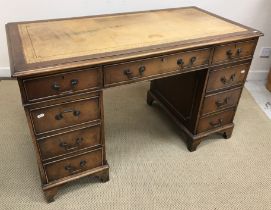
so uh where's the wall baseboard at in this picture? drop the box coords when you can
[0,67,11,78]
[247,70,269,81]
[0,67,269,81]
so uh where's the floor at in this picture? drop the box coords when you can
[245,80,271,120]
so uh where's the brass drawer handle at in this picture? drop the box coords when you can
[227,48,242,58]
[52,83,60,91]
[51,79,79,92]
[123,69,133,79]
[236,48,242,56]
[64,160,87,174]
[177,58,184,68]
[226,50,233,59]
[124,67,146,80]
[177,57,197,68]
[55,109,81,120]
[209,118,223,128]
[59,137,84,151]
[71,79,79,87]
[190,56,197,65]
[220,73,236,85]
[215,97,230,108]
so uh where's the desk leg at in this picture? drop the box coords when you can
[99,91,110,183]
[187,124,234,152]
[220,126,234,139]
[187,139,202,152]
[147,90,154,106]
[43,186,59,203]
[97,166,110,182]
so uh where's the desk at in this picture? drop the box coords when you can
[6,7,262,202]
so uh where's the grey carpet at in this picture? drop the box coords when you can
[0,80,271,209]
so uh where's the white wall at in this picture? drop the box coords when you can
[1,0,270,79]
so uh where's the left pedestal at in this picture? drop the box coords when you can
[16,67,109,202]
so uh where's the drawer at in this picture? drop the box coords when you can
[30,96,100,134]
[197,110,235,133]
[23,67,102,101]
[212,40,257,64]
[201,88,241,115]
[38,125,101,160]
[44,148,103,182]
[206,63,250,92]
[104,48,210,86]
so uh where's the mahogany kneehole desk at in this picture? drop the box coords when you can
[6,7,263,202]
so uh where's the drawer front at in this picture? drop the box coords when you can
[23,67,102,101]
[38,125,101,160]
[30,97,100,134]
[197,110,235,133]
[104,48,210,86]
[212,40,257,64]
[45,148,103,182]
[207,63,250,92]
[202,88,242,115]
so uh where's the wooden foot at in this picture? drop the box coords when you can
[187,139,202,152]
[43,186,59,203]
[98,168,109,183]
[222,127,234,139]
[147,91,154,106]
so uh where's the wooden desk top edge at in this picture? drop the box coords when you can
[6,6,263,78]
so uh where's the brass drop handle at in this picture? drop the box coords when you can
[220,73,236,85]
[209,118,223,128]
[123,69,133,79]
[64,160,87,174]
[236,48,242,56]
[73,110,81,116]
[52,79,79,92]
[177,58,184,68]
[59,137,84,151]
[139,66,146,76]
[55,109,81,120]
[215,97,230,108]
[190,56,197,65]
[226,50,233,59]
[52,83,60,91]
[71,79,79,87]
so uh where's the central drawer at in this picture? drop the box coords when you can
[30,96,100,134]
[44,148,103,182]
[104,48,211,87]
